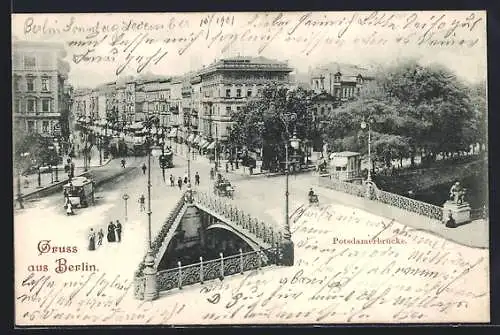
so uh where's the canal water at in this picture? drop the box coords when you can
[414,172,488,210]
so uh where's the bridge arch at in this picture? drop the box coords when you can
[206,222,263,252]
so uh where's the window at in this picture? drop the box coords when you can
[42,99,50,112]
[226,106,232,114]
[14,99,20,114]
[24,56,36,68]
[41,77,50,91]
[42,121,49,133]
[27,99,36,113]
[334,74,341,83]
[236,89,241,98]
[27,121,35,133]
[236,106,241,112]
[14,77,20,91]
[247,90,252,97]
[225,89,231,98]
[26,77,35,92]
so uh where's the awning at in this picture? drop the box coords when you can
[129,122,144,130]
[167,128,177,138]
[207,142,216,150]
[199,139,208,148]
[186,134,195,143]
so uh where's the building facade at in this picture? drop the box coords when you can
[196,56,293,143]
[309,62,374,101]
[12,41,70,136]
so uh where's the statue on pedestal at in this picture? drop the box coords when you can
[449,181,466,205]
[443,181,471,225]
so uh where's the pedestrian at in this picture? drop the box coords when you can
[210,167,215,180]
[88,228,96,251]
[97,228,104,246]
[139,194,145,212]
[115,220,122,242]
[107,221,116,242]
[177,177,183,190]
[24,175,29,188]
[66,200,74,215]
[226,162,229,173]
[230,160,234,170]
[195,172,200,186]
[170,174,175,187]
[121,158,126,168]
[445,212,457,228]
[141,163,147,175]
[183,173,188,185]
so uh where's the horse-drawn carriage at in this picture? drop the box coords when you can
[214,176,235,199]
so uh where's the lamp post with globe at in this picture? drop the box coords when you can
[279,111,300,266]
[360,118,374,182]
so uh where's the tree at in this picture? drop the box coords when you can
[14,128,58,173]
[321,59,478,167]
[229,84,315,170]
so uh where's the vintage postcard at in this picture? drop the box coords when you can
[12,11,489,325]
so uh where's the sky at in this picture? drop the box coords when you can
[11,11,487,88]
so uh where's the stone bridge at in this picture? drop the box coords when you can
[133,186,289,301]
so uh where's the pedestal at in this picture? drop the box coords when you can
[442,201,471,224]
[143,252,159,301]
[280,239,294,266]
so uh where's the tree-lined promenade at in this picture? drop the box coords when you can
[230,59,487,175]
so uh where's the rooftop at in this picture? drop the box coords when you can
[197,56,293,76]
[330,151,361,157]
[311,62,375,79]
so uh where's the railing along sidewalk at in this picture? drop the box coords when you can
[317,175,444,221]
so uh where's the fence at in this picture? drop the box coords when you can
[375,189,444,221]
[318,176,444,221]
[135,192,188,278]
[319,176,366,198]
[157,247,278,292]
[193,191,282,246]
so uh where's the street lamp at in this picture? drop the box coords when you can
[53,139,60,182]
[280,111,297,266]
[360,118,374,182]
[37,165,42,188]
[48,145,55,183]
[145,116,161,250]
[122,193,129,221]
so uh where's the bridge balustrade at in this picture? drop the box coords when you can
[318,176,444,221]
[193,191,282,246]
[157,247,278,292]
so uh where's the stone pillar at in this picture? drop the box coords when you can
[143,251,159,301]
[442,200,471,225]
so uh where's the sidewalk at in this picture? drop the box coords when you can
[173,149,314,179]
[13,155,123,201]
[313,180,489,249]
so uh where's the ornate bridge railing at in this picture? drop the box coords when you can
[318,176,366,198]
[318,175,444,221]
[135,192,187,279]
[192,191,282,246]
[375,189,443,221]
[157,247,278,292]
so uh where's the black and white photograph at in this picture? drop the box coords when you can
[12,11,489,325]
